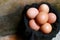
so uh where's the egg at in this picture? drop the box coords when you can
[36,12,48,24]
[29,19,40,31]
[48,13,57,23]
[9,35,17,40]
[27,7,39,19]
[39,4,49,13]
[41,23,52,34]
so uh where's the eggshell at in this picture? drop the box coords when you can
[36,12,48,24]
[27,7,39,19]
[39,4,49,13]
[48,13,57,23]
[9,35,17,40]
[29,19,40,31]
[41,23,52,34]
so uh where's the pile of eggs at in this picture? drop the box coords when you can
[26,4,57,34]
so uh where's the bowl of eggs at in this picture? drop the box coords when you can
[22,2,59,40]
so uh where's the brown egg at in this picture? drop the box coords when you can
[48,13,57,23]
[36,12,48,24]
[41,23,52,34]
[27,7,39,19]
[29,19,40,31]
[9,35,17,40]
[39,4,49,13]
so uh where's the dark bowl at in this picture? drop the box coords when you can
[18,2,60,40]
